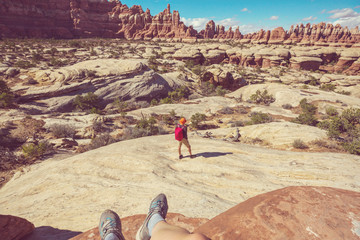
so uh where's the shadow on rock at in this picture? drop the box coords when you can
[24,226,82,240]
[195,152,233,158]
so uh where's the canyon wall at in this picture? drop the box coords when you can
[0,0,360,46]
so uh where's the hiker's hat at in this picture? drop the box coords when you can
[179,118,186,125]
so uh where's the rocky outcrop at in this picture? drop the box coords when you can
[0,215,34,240]
[195,186,360,240]
[1,0,360,46]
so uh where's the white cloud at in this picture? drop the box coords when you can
[354,6,360,9]
[270,16,279,20]
[238,24,263,34]
[321,9,326,14]
[180,17,210,31]
[328,8,359,19]
[302,16,318,21]
[327,8,360,29]
[241,8,248,12]
[217,18,241,29]
[333,16,360,29]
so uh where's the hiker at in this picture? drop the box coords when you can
[175,117,194,159]
[99,193,209,240]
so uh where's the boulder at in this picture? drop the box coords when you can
[195,186,360,240]
[172,48,204,64]
[0,215,34,240]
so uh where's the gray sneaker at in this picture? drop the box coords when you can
[99,209,125,240]
[136,193,168,240]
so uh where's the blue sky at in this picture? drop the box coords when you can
[119,0,360,33]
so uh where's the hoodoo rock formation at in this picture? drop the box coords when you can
[1,0,360,46]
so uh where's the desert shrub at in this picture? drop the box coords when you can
[282,104,293,109]
[45,47,58,56]
[218,107,234,115]
[150,99,159,106]
[22,140,53,159]
[148,56,160,72]
[216,86,228,96]
[135,116,158,135]
[190,113,206,129]
[50,124,76,138]
[343,139,360,155]
[48,57,68,67]
[293,98,318,126]
[325,107,338,117]
[185,60,195,69]
[249,89,275,105]
[69,40,82,48]
[199,81,216,96]
[0,146,20,171]
[113,98,128,116]
[292,139,308,149]
[168,86,189,101]
[169,109,176,118]
[248,112,272,125]
[73,92,101,112]
[320,83,336,92]
[230,120,245,127]
[336,90,351,95]
[31,52,43,63]
[191,65,203,76]
[0,80,14,108]
[87,133,115,150]
[14,60,35,69]
[159,97,173,104]
[90,48,97,56]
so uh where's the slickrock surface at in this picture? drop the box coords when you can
[0,134,359,233]
[1,1,360,46]
[0,215,34,240]
[195,186,360,240]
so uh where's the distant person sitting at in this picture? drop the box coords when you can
[99,193,209,240]
[175,118,195,159]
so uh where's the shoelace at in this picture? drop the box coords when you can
[102,217,117,234]
[149,200,165,216]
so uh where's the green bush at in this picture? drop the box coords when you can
[113,98,128,116]
[191,65,203,76]
[248,112,272,125]
[282,104,292,109]
[135,116,158,135]
[69,40,82,48]
[0,80,14,108]
[325,107,338,117]
[216,86,228,96]
[292,139,308,149]
[48,57,68,67]
[159,97,173,104]
[150,99,158,106]
[249,89,275,105]
[191,113,206,129]
[50,124,76,138]
[293,98,318,126]
[87,133,115,150]
[343,139,360,155]
[168,86,189,102]
[320,83,336,92]
[22,140,52,159]
[200,81,216,96]
[73,92,101,112]
[14,60,35,69]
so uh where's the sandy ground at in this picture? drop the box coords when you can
[0,133,359,233]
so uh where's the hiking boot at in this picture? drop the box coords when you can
[99,209,125,240]
[179,154,183,159]
[136,193,168,240]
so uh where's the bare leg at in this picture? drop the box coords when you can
[151,221,209,240]
[178,142,182,156]
[188,146,192,156]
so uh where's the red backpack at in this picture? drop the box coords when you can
[175,125,184,141]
